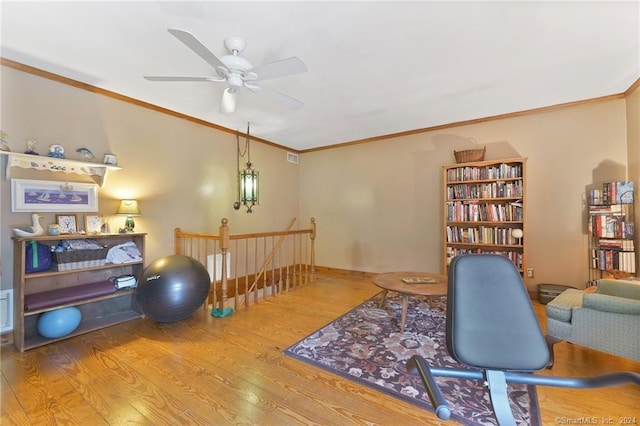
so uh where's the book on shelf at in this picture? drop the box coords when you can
[616,181,634,204]
[594,249,636,273]
[445,246,523,269]
[589,204,624,214]
[590,249,599,269]
[446,163,523,182]
[597,239,635,251]
[590,216,634,238]
[588,181,634,205]
[446,225,523,246]
[589,189,602,205]
[446,201,522,222]
[446,181,524,200]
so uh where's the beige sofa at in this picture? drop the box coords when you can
[546,279,640,361]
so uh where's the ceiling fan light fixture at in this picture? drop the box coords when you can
[227,74,243,90]
[224,36,246,54]
[221,88,237,113]
[145,29,307,113]
[220,54,252,72]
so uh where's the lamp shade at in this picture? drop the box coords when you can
[117,199,140,216]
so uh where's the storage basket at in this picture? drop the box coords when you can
[537,283,576,304]
[52,248,108,271]
[454,146,486,163]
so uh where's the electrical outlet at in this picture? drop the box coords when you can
[526,268,534,278]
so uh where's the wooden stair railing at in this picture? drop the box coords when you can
[238,217,296,308]
[174,217,316,313]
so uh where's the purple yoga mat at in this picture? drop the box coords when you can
[25,280,116,311]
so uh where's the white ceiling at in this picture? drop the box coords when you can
[1,1,639,151]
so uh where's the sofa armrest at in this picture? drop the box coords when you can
[583,292,640,315]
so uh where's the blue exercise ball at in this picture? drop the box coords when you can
[136,255,210,323]
[37,306,82,339]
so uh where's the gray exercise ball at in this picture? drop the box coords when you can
[136,255,210,322]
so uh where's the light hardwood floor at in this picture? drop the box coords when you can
[2,272,639,425]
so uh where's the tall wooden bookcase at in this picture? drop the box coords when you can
[586,181,635,283]
[443,158,527,281]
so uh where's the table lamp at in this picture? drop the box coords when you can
[116,199,140,232]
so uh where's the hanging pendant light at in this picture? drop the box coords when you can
[233,123,259,213]
[240,163,259,211]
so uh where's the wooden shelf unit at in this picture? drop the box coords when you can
[443,158,527,280]
[12,233,145,351]
[1,151,121,187]
[586,182,636,282]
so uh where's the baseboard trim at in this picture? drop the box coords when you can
[314,265,375,278]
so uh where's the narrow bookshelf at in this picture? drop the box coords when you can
[587,181,635,282]
[12,233,146,351]
[442,158,527,281]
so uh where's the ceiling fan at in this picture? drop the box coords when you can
[144,29,308,113]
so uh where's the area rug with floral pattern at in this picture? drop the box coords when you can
[284,293,541,425]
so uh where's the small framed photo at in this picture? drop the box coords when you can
[84,214,103,234]
[56,214,78,234]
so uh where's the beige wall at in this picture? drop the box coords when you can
[1,66,300,291]
[1,64,637,293]
[300,99,629,289]
[627,85,640,171]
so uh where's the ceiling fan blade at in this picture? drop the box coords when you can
[220,88,237,113]
[252,85,303,110]
[144,76,218,82]
[249,57,307,81]
[168,28,226,70]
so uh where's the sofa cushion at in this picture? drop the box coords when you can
[546,289,584,322]
[596,279,640,300]
[583,292,640,315]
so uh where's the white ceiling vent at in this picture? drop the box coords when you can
[286,152,299,164]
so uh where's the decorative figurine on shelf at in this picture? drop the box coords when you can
[24,138,38,155]
[76,147,96,162]
[47,224,61,236]
[0,130,10,152]
[101,222,110,234]
[12,213,44,238]
[48,144,65,159]
[103,153,117,165]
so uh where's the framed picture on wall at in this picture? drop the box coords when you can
[11,179,98,212]
[56,214,78,234]
[84,214,103,234]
